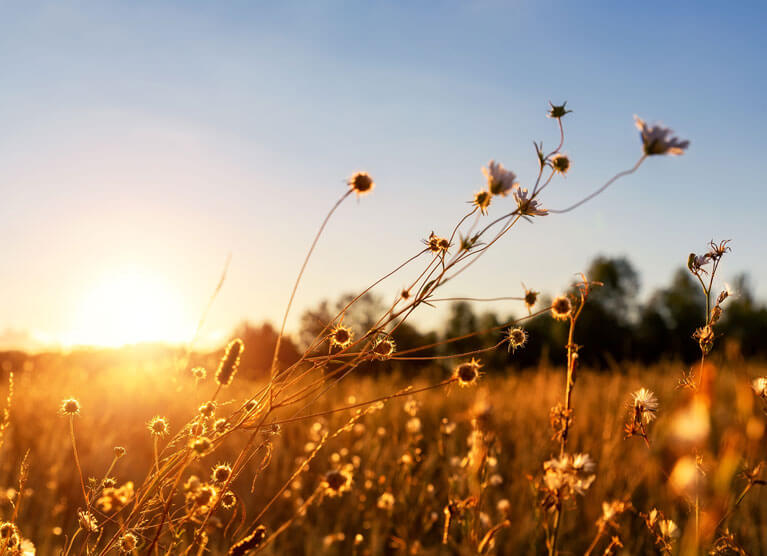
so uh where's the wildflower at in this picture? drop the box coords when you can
[693,324,715,354]
[658,519,679,540]
[547,101,572,119]
[377,492,395,510]
[77,510,99,534]
[323,465,353,497]
[96,481,134,513]
[453,358,482,387]
[372,336,396,360]
[211,463,233,484]
[512,185,548,217]
[708,239,731,261]
[598,500,629,529]
[220,490,237,509]
[472,190,492,214]
[540,453,596,509]
[523,286,539,313]
[214,418,229,434]
[216,338,244,387]
[118,532,138,553]
[634,116,689,156]
[60,398,80,417]
[329,324,353,349]
[687,252,711,274]
[424,232,450,253]
[482,160,517,196]
[631,388,659,424]
[348,171,375,196]
[550,154,570,174]
[114,446,126,458]
[191,367,207,380]
[506,327,528,352]
[199,401,216,418]
[550,295,572,320]
[752,377,767,398]
[191,436,213,456]
[148,416,170,437]
[229,525,267,556]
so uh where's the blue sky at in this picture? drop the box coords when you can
[1,1,765,348]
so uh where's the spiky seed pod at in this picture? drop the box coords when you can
[191,436,213,456]
[524,288,539,311]
[216,339,244,387]
[551,154,571,174]
[60,398,81,416]
[506,327,528,352]
[453,359,482,387]
[214,418,228,434]
[118,532,138,553]
[198,401,216,418]
[472,190,492,215]
[551,296,573,320]
[211,464,232,484]
[329,325,353,349]
[372,337,396,360]
[77,510,99,534]
[348,172,375,196]
[229,525,267,556]
[220,491,237,509]
[148,417,170,437]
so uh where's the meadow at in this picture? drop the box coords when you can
[1,104,764,555]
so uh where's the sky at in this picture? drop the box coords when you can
[1,1,766,350]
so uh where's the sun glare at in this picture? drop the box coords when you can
[65,269,191,347]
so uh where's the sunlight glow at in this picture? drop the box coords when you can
[64,268,192,347]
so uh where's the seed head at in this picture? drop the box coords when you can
[329,325,353,349]
[198,401,216,418]
[191,436,213,456]
[424,232,450,253]
[550,154,570,175]
[631,388,659,424]
[229,525,267,556]
[547,101,572,119]
[114,446,126,458]
[214,418,229,434]
[482,160,518,196]
[77,510,99,534]
[118,532,138,553]
[60,398,81,417]
[211,463,233,484]
[752,377,767,399]
[216,338,244,387]
[323,466,353,497]
[551,296,572,320]
[191,367,207,380]
[348,171,375,196]
[506,327,528,352]
[148,416,170,437]
[453,358,482,387]
[634,116,689,156]
[372,336,396,360]
[220,490,237,509]
[472,190,492,215]
[523,287,539,312]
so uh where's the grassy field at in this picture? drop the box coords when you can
[1,350,765,555]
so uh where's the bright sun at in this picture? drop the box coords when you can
[65,268,191,347]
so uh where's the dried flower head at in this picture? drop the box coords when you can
[348,171,375,196]
[693,324,715,355]
[198,401,216,418]
[506,327,528,352]
[523,286,539,313]
[550,154,570,174]
[60,398,81,417]
[96,481,134,513]
[323,465,353,497]
[211,463,233,484]
[540,453,596,510]
[191,436,213,456]
[551,295,572,320]
[191,367,207,380]
[634,116,689,156]
[752,377,767,398]
[631,388,659,424]
[598,500,630,529]
[472,190,492,214]
[114,446,126,458]
[547,101,572,119]
[329,324,353,349]
[377,492,395,511]
[216,338,244,387]
[512,185,548,217]
[372,336,396,360]
[77,510,99,534]
[453,358,482,387]
[214,418,229,434]
[482,160,518,196]
[658,519,679,540]
[220,490,237,509]
[194,484,218,507]
[148,416,169,437]
[118,532,138,553]
[425,232,450,253]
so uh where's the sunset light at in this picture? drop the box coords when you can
[64,269,190,347]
